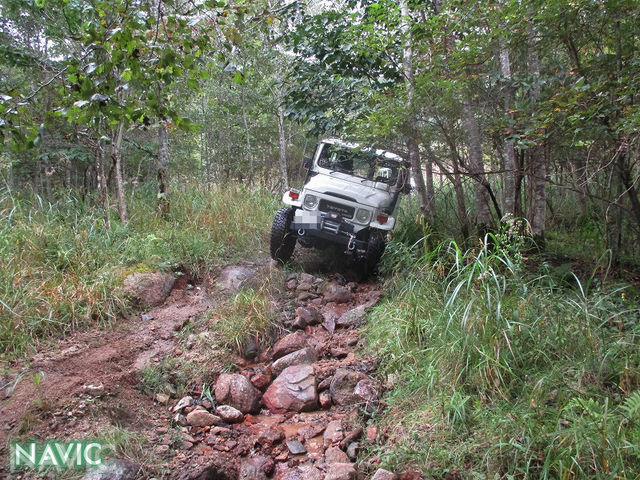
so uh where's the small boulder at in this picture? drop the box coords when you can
[336,306,366,328]
[272,347,317,376]
[329,369,367,406]
[319,390,332,409]
[324,462,357,480]
[371,469,397,480]
[323,283,353,304]
[172,395,193,412]
[216,405,244,423]
[81,459,140,480]
[186,407,221,427]
[272,331,308,360]
[123,272,175,307]
[346,442,359,461]
[293,307,323,328]
[286,440,307,455]
[217,265,257,293]
[238,455,273,480]
[323,420,344,447]
[263,364,318,413]
[214,373,262,414]
[321,311,337,334]
[250,367,273,390]
[325,446,350,464]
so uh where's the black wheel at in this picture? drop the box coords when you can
[361,229,386,276]
[270,207,296,263]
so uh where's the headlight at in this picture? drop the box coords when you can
[303,194,318,209]
[355,208,371,224]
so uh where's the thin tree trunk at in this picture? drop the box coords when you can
[112,122,127,223]
[528,25,546,243]
[276,86,289,190]
[241,89,253,186]
[401,0,432,221]
[96,123,110,229]
[157,119,170,215]
[499,41,517,219]
[462,99,492,233]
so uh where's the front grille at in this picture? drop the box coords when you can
[318,199,354,219]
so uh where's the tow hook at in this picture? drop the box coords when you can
[347,234,356,252]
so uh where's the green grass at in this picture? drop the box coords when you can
[367,228,640,479]
[0,182,278,357]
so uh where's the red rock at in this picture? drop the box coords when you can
[239,455,273,480]
[251,367,273,390]
[272,347,317,375]
[336,305,366,327]
[293,307,323,328]
[272,331,308,360]
[324,462,357,480]
[123,272,175,307]
[253,423,285,448]
[319,391,332,409]
[325,446,350,464]
[277,463,324,480]
[371,468,397,480]
[215,405,244,423]
[329,369,367,406]
[323,283,353,304]
[263,364,318,413]
[214,373,261,414]
[323,420,344,447]
[186,408,221,427]
[366,425,378,442]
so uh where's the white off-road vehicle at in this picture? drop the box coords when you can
[270,138,410,274]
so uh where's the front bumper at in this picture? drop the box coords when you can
[291,210,367,250]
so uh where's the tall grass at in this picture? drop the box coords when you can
[0,183,278,357]
[368,228,640,478]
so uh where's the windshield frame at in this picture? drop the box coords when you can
[315,143,402,186]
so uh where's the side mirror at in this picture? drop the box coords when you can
[302,157,312,169]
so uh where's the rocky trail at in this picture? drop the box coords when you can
[1,261,417,480]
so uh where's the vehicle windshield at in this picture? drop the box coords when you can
[317,144,400,185]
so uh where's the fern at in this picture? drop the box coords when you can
[620,390,640,421]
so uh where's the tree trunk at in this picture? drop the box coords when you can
[527,25,546,244]
[96,126,110,229]
[401,0,432,222]
[276,87,289,191]
[241,88,253,185]
[157,119,170,216]
[499,41,517,219]
[462,98,492,233]
[112,122,128,223]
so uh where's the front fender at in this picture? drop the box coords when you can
[282,190,302,208]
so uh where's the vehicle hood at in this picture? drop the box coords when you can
[304,173,395,210]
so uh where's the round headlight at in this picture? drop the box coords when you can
[303,194,318,209]
[355,208,371,224]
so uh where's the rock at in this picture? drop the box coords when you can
[83,383,104,396]
[254,424,285,448]
[155,445,170,455]
[287,279,298,290]
[323,283,353,304]
[155,393,170,404]
[186,407,221,427]
[272,347,317,376]
[272,331,308,360]
[251,367,273,390]
[123,272,175,307]
[172,395,193,412]
[325,446,350,464]
[214,373,262,414]
[279,464,324,480]
[296,291,317,303]
[346,442,359,461]
[263,364,318,413]
[80,459,140,480]
[324,462,357,480]
[217,265,257,293]
[216,405,244,423]
[286,440,307,455]
[319,390,332,409]
[317,377,332,391]
[141,313,154,321]
[366,425,378,442]
[323,420,344,447]
[173,413,188,426]
[293,307,323,328]
[329,369,367,406]
[336,306,366,328]
[321,311,337,334]
[371,469,397,480]
[354,379,381,412]
[172,455,237,480]
[238,456,274,480]
[339,427,363,449]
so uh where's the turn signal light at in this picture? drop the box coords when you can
[288,190,300,200]
[376,214,388,224]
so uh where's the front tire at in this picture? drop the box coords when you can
[361,229,386,276]
[270,207,296,263]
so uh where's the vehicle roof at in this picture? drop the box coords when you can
[321,138,405,163]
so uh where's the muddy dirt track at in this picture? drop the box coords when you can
[0,258,418,480]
